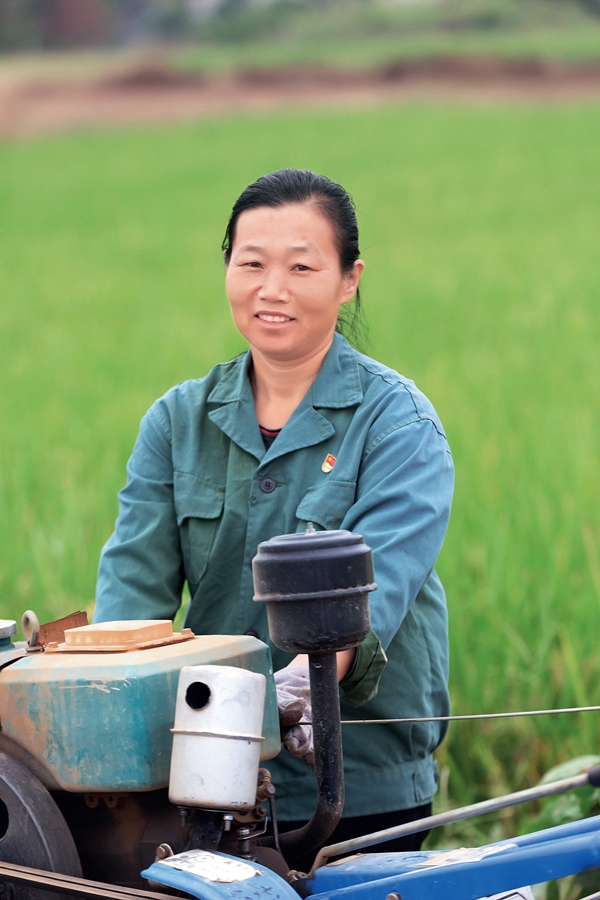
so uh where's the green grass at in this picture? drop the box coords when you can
[4,2,600,88]
[170,0,600,72]
[173,25,600,74]
[2,103,600,864]
[170,24,600,79]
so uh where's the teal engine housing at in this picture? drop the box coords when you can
[0,629,279,793]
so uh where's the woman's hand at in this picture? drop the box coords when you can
[274,649,357,768]
[274,665,314,767]
[290,649,356,681]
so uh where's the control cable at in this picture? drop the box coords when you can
[333,705,600,726]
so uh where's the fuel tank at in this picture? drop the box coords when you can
[0,620,279,792]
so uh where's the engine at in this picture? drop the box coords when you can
[0,618,281,889]
[0,527,375,897]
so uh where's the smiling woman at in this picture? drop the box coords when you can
[93,168,454,869]
[226,203,363,431]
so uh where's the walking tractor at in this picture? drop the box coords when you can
[1,528,600,900]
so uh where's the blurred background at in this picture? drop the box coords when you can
[1,2,600,895]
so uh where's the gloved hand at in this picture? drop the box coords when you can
[274,665,314,768]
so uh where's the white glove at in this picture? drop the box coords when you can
[274,665,314,768]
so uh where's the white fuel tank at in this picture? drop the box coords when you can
[169,664,266,810]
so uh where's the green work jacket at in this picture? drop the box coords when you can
[95,334,454,819]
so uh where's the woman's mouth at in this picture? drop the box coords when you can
[256,313,293,323]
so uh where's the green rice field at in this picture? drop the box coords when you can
[1,102,600,859]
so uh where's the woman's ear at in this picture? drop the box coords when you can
[341,259,365,305]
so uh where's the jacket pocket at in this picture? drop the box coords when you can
[174,472,225,585]
[296,480,357,531]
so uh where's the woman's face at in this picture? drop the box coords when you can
[225,202,363,363]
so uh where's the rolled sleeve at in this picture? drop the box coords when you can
[94,403,184,623]
[340,627,388,707]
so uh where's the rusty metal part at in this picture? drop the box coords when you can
[256,768,276,802]
[232,806,267,825]
[143,845,175,895]
[54,789,189,889]
[221,819,271,864]
[287,870,312,889]
[212,822,289,880]
[250,846,290,881]
[38,613,89,646]
[21,611,42,653]
[232,768,274,825]
[0,862,177,900]
[0,750,81,900]
[83,793,129,809]
[236,827,254,860]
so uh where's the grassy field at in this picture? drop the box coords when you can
[2,101,600,874]
[174,24,600,73]
[174,0,600,75]
[4,15,600,90]
[177,0,600,70]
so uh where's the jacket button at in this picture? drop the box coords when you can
[259,476,276,493]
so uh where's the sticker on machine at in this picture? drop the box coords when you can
[417,843,518,867]
[486,890,535,900]
[158,850,262,882]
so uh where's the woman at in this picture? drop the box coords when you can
[94,168,453,864]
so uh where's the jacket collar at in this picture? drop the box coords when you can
[310,332,363,408]
[207,333,363,407]
[207,334,363,463]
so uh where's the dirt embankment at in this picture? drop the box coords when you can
[2,56,600,138]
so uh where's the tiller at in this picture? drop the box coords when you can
[1,528,599,900]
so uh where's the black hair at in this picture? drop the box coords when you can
[222,168,366,347]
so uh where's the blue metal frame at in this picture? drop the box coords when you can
[144,814,600,900]
[143,854,299,900]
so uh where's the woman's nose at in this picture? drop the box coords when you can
[258,268,290,302]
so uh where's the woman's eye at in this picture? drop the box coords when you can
[246,261,262,268]
[294,265,310,272]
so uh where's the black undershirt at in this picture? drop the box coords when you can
[259,425,281,449]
